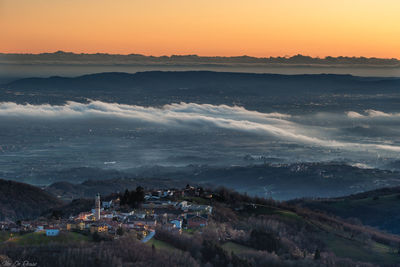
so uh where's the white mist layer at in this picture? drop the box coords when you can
[1,101,399,153]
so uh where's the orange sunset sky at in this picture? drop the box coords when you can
[1,0,399,58]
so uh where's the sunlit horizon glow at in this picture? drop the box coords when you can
[1,0,399,58]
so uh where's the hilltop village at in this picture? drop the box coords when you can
[0,185,212,241]
[2,183,400,266]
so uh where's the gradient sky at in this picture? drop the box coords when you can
[1,0,399,58]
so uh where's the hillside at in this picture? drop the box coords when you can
[169,163,400,200]
[40,163,400,200]
[203,189,400,266]
[46,177,195,200]
[0,179,63,220]
[28,167,125,185]
[293,187,400,235]
[1,186,400,266]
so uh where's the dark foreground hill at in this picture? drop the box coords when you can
[0,179,63,220]
[293,186,400,235]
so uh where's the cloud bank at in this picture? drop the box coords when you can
[1,101,399,153]
[347,110,400,120]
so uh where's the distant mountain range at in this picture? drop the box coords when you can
[1,51,399,66]
[2,71,400,113]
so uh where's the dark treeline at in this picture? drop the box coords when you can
[0,235,197,267]
[119,186,145,208]
[154,225,372,267]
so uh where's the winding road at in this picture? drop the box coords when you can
[141,230,155,243]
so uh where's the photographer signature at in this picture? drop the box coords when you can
[1,260,37,267]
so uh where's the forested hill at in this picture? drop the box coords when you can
[293,186,400,235]
[0,179,63,220]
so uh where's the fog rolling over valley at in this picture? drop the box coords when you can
[1,71,400,199]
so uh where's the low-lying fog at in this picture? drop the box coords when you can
[1,101,400,180]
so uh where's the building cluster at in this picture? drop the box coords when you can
[0,186,213,239]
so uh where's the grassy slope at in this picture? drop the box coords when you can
[0,232,11,243]
[184,194,400,264]
[296,190,400,234]
[146,238,182,253]
[222,242,257,254]
[298,213,399,264]
[6,231,90,245]
[322,234,398,264]
[240,203,400,265]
